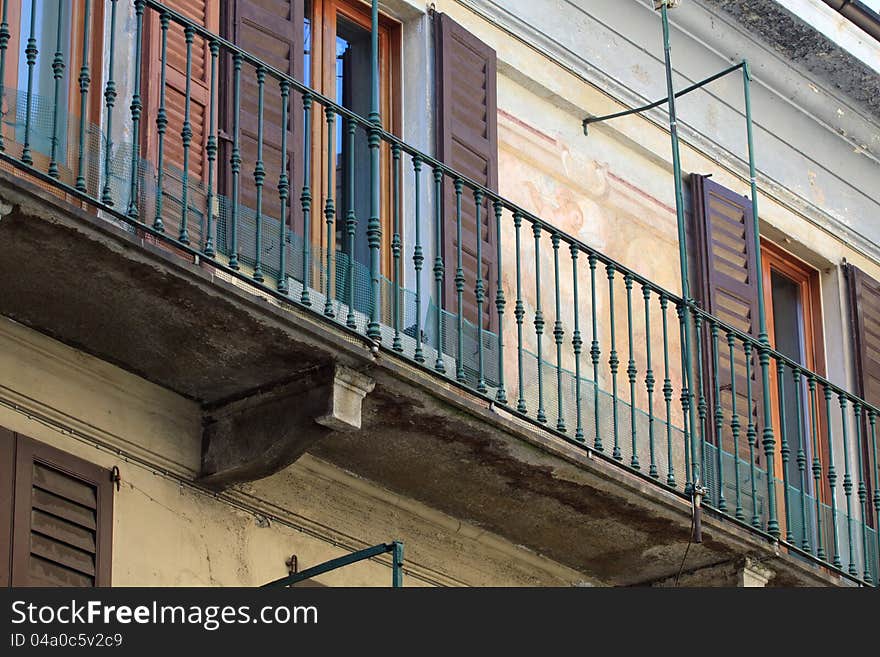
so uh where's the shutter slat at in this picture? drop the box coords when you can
[31,509,97,553]
[32,488,97,531]
[33,462,96,509]
[30,533,96,577]
[28,555,94,587]
[436,12,498,331]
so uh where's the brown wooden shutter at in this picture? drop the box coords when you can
[142,1,219,228]
[221,0,304,237]
[846,264,880,407]
[0,428,13,587]
[11,436,113,587]
[692,174,763,464]
[435,12,498,330]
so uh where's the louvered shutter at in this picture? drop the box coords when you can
[11,436,113,587]
[435,12,498,330]
[221,0,304,237]
[142,1,219,232]
[847,264,880,407]
[692,174,763,464]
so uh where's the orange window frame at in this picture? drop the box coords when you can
[307,0,401,276]
[761,240,829,508]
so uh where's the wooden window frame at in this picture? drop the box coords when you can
[761,239,829,506]
[307,0,401,276]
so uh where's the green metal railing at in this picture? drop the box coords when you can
[0,0,877,586]
[262,541,404,588]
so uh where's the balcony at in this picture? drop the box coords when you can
[0,0,877,586]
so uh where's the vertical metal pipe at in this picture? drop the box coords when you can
[793,368,810,552]
[644,286,657,477]
[572,246,584,443]
[276,79,289,292]
[392,143,402,350]
[839,394,857,576]
[229,52,242,268]
[253,67,267,282]
[345,118,357,327]
[48,0,67,179]
[21,0,38,166]
[515,212,527,414]
[553,234,566,433]
[534,223,546,424]
[726,332,740,518]
[300,94,313,305]
[323,106,335,316]
[366,0,382,341]
[126,0,145,216]
[661,295,674,487]
[433,166,445,373]
[625,274,638,467]
[475,191,487,391]
[454,179,465,382]
[153,13,169,232]
[825,384,842,568]
[590,254,603,452]
[710,324,728,513]
[853,402,871,582]
[677,304,692,488]
[694,313,708,490]
[494,200,507,404]
[777,360,793,542]
[608,265,620,459]
[74,0,92,192]
[391,541,404,588]
[0,0,10,153]
[870,410,880,583]
[809,375,826,561]
[413,155,424,362]
[744,341,760,528]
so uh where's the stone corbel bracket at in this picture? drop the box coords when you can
[198,364,375,490]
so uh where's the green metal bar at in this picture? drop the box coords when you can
[392,143,402,350]
[660,3,698,493]
[345,118,357,327]
[179,24,195,243]
[153,13,170,232]
[643,285,656,476]
[0,0,10,153]
[21,0,37,166]
[553,234,566,433]
[809,375,826,561]
[100,0,118,203]
[253,67,267,283]
[677,304,692,489]
[839,394,856,576]
[413,155,424,362]
[625,274,637,467]
[870,410,880,584]
[710,323,728,513]
[607,265,620,457]
[582,62,744,132]
[744,341,759,528]
[392,540,404,588]
[534,223,546,424]
[261,542,399,588]
[854,402,871,583]
[476,191,487,392]
[572,246,584,443]
[793,367,810,552]
[276,79,289,292]
[661,294,673,486]
[74,0,91,192]
[777,360,793,542]
[515,212,527,414]
[494,199,507,404]
[47,0,66,179]
[694,312,707,487]
[126,0,145,216]
[587,252,605,452]
[300,94,313,306]
[726,332,740,518]
[455,179,465,382]
[228,52,242,269]
[742,59,779,539]
[323,106,336,316]
[433,166,445,373]
[825,383,842,568]
[366,0,382,341]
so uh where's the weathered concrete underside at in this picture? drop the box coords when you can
[0,171,854,586]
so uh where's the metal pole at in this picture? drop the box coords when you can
[392,540,404,588]
[366,0,382,340]
[660,2,699,493]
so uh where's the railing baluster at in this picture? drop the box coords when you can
[625,274,637,467]
[454,179,464,382]
[534,223,546,424]
[494,200,507,404]
[839,394,857,576]
[643,286,656,477]
[590,255,602,451]
[794,368,810,552]
[726,332,739,518]
[48,0,67,179]
[412,155,424,362]
[178,25,194,243]
[608,266,620,459]
[475,191,486,391]
[854,401,871,583]
[74,0,91,191]
[743,341,759,528]
[660,295,673,486]
[553,234,566,433]
[571,246,584,443]
[391,143,402,350]
[126,0,145,215]
[299,94,312,305]
[824,384,842,568]
[253,67,267,282]
[808,375,825,561]
[21,0,38,166]
[693,313,707,486]
[515,212,527,414]
[228,52,242,269]
[870,409,880,584]
[677,304,691,488]
[153,13,169,232]
[100,0,119,202]
[777,360,793,542]
[433,166,445,373]
[323,106,335,316]
[0,0,10,153]
[709,326,726,514]
[276,79,289,292]
[345,119,357,327]
[366,0,381,342]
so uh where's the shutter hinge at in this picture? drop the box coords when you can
[110,465,121,491]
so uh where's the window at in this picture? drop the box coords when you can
[1,428,113,587]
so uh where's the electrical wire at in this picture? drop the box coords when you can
[674,495,697,586]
